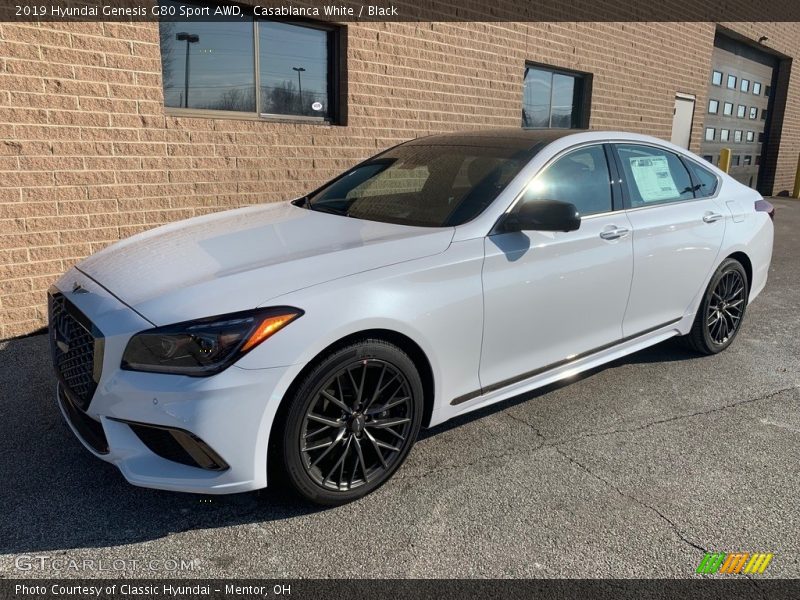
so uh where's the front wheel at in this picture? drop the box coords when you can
[278,340,423,505]
[681,258,749,355]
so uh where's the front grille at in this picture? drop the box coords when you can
[48,292,103,410]
[125,422,229,471]
[58,384,109,454]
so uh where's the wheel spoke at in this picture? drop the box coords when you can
[369,417,411,429]
[320,389,352,415]
[303,439,335,453]
[307,413,344,428]
[323,435,352,486]
[365,430,388,467]
[353,437,370,484]
[367,396,410,415]
[309,429,346,468]
[362,363,387,412]
[356,362,367,406]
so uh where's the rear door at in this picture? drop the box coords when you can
[612,143,726,337]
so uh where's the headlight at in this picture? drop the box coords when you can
[121,307,303,376]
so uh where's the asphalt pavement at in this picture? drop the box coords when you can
[1,198,798,579]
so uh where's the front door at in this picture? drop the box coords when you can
[479,144,634,390]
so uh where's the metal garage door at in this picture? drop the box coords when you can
[700,34,777,190]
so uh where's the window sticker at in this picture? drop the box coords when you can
[628,156,679,202]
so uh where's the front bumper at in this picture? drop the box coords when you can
[51,269,302,495]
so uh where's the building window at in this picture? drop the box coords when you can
[731,155,741,166]
[765,85,771,97]
[704,127,715,141]
[711,70,723,85]
[740,79,749,93]
[708,99,719,114]
[720,129,730,142]
[259,22,332,118]
[752,81,762,95]
[761,109,768,121]
[743,155,752,165]
[734,130,742,143]
[726,74,737,89]
[749,106,758,119]
[755,155,761,165]
[158,1,344,122]
[746,131,755,143]
[758,132,765,143]
[702,155,714,163]
[723,102,733,116]
[522,64,590,129]
[736,104,746,118]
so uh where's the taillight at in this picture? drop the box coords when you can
[755,199,775,221]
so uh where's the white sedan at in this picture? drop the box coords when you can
[49,130,774,504]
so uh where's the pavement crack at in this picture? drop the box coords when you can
[553,385,798,445]
[552,444,708,555]
[394,442,547,482]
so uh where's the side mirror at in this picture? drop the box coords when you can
[496,198,581,233]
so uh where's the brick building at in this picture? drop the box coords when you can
[1,9,799,339]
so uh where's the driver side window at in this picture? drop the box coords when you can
[524,145,613,216]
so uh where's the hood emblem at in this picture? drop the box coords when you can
[72,282,88,294]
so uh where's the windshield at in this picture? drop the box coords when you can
[306,144,538,227]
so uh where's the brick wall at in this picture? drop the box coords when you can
[1,19,799,338]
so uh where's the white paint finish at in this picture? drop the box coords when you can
[77,201,455,325]
[479,212,633,390]
[670,95,696,149]
[50,129,774,494]
[621,197,726,337]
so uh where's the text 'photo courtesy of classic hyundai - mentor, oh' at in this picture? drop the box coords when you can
[49,130,774,505]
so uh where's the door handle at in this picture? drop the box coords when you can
[600,226,630,240]
[703,212,724,223]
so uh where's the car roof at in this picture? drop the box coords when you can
[404,128,584,150]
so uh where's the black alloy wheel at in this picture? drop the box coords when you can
[681,258,749,355]
[706,269,746,345]
[278,340,423,505]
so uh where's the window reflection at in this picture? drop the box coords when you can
[522,66,587,129]
[160,5,255,111]
[259,22,330,118]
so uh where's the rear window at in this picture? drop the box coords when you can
[684,160,719,198]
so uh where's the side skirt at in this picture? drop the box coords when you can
[442,317,685,420]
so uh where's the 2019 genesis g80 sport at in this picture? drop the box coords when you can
[49,130,774,504]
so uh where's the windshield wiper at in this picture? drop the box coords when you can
[308,203,350,217]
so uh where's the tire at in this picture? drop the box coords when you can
[277,339,424,505]
[680,258,749,355]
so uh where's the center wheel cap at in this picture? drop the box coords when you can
[348,413,366,435]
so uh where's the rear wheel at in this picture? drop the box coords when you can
[278,340,423,505]
[681,258,748,355]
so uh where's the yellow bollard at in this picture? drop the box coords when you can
[719,148,732,174]
[793,152,800,199]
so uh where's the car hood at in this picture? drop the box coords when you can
[77,201,454,325]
